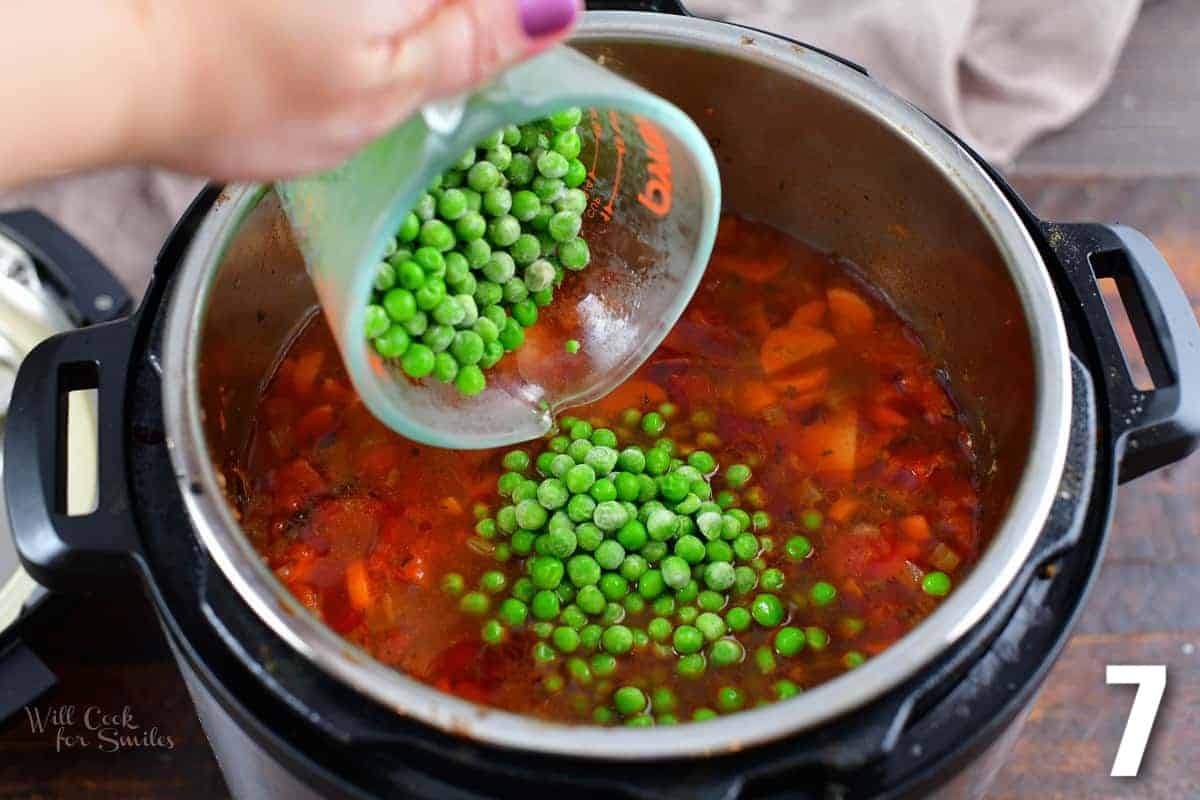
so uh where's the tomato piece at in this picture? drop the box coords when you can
[270,458,326,514]
[822,532,892,580]
[296,404,337,443]
[359,444,408,481]
[372,630,411,666]
[365,517,433,586]
[307,497,388,562]
[321,586,364,634]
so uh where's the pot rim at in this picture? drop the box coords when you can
[161,12,1071,759]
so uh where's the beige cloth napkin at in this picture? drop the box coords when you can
[0,168,204,298]
[686,0,1142,164]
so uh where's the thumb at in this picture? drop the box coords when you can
[378,0,580,103]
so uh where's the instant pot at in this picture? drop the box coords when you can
[6,4,1199,798]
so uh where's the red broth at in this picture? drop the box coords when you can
[240,214,982,723]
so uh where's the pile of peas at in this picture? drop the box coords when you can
[363,108,592,396]
[441,407,841,725]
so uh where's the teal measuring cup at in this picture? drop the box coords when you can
[278,46,720,449]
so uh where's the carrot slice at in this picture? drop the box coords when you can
[760,324,837,375]
[796,408,859,473]
[788,300,827,328]
[898,514,931,541]
[827,288,875,338]
[823,408,859,472]
[345,559,372,611]
[771,367,830,397]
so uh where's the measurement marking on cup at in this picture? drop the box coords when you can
[584,108,601,219]
[588,108,603,179]
[1106,665,1166,777]
[604,109,626,223]
[634,116,672,217]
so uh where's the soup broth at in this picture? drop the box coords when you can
[240,214,982,725]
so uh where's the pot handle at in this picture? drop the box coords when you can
[5,319,142,593]
[0,209,132,325]
[1044,222,1200,482]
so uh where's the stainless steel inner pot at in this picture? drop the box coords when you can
[161,13,1071,759]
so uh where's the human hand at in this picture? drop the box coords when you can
[137,0,580,179]
[0,0,579,187]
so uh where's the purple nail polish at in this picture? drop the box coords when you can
[519,0,577,38]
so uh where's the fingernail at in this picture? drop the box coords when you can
[519,0,577,38]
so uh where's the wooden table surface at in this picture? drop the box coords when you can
[0,175,1193,800]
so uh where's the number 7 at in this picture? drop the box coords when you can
[1106,665,1166,777]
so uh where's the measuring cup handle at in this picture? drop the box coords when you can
[585,0,690,15]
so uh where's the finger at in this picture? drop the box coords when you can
[372,0,580,101]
